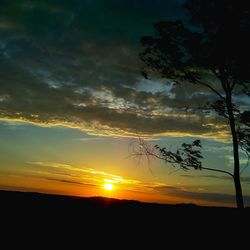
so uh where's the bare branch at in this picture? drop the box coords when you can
[195,79,226,100]
[201,167,234,178]
[130,138,234,178]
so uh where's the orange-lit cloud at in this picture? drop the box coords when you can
[28,161,141,189]
[27,161,238,204]
[27,161,187,195]
[1,161,249,206]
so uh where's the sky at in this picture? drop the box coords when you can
[0,0,249,207]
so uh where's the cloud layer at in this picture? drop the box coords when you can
[26,161,250,205]
[153,185,250,204]
[0,0,244,139]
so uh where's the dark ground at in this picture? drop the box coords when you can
[0,190,248,243]
[1,189,248,216]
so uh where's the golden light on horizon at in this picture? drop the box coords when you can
[104,183,114,191]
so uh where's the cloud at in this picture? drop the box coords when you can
[44,177,95,186]
[181,174,250,184]
[181,174,231,180]
[0,0,247,141]
[153,185,250,204]
[28,161,140,186]
[22,161,250,205]
[78,137,108,141]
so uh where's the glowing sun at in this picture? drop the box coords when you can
[104,183,114,191]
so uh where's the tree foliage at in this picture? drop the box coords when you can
[155,140,203,170]
[139,0,250,208]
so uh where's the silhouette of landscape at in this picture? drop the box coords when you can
[1,190,249,215]
[1,189,249,238]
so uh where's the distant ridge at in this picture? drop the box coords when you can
[0,189,201,209]
[0,189,243,210]
[1,189,248,234]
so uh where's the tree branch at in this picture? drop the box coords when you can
[200,167,234,177]
[130,138,236,179]
[134,150,234,177]
[195,79,226,100]
[230,80,237,93]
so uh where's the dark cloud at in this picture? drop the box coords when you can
[0,0,235,138]
[0,0,185,44]
[45,177,96,187]
[154,185,250,204]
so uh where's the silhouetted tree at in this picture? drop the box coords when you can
[139,0,250,208]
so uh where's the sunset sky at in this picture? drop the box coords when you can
[0,0,249,207]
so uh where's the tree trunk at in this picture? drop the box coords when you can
[233,173,244,209]
[226,96,244,209]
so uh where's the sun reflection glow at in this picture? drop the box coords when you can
[104,183,114,191]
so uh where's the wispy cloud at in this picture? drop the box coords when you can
[181,174,250,183]
[26,161,250,205]
[28,161,141,187]
[152,185,250,204]
[78,137,108,141]
[181,174,232,180]
[44,177,95,186]
[27,161,178,193]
